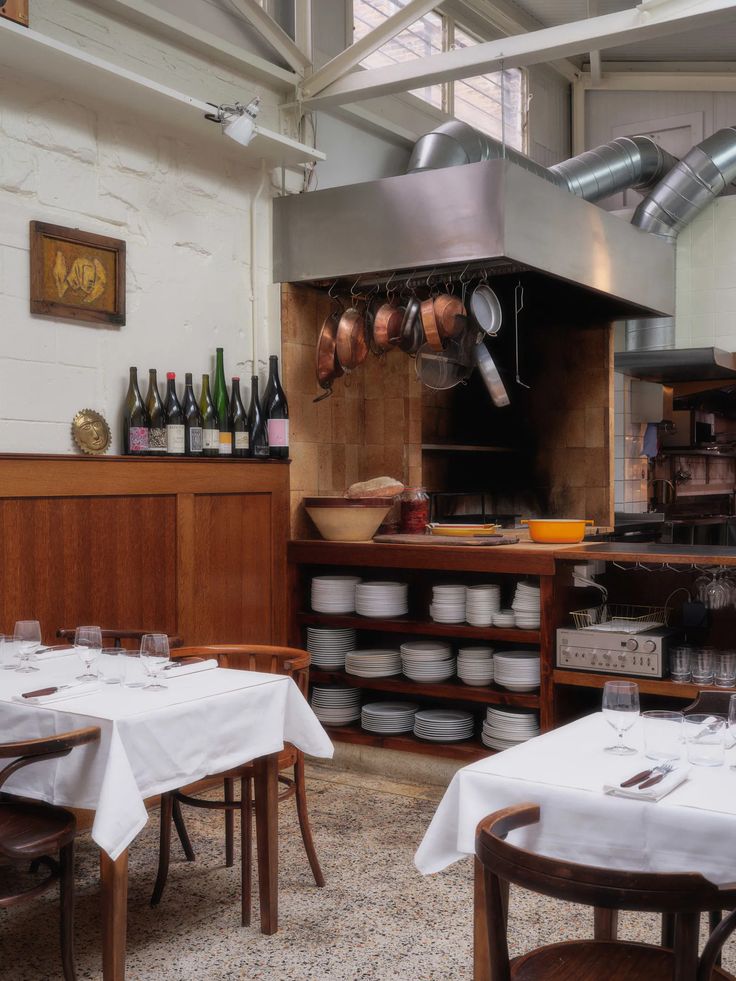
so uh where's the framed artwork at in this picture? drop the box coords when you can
[30,221,126,326]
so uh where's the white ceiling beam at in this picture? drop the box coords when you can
[581,69,736,91]
[302,0,736,109]
[226,0,310,75]
[302,0,440,98]
[293,0,312,66]
[587,0,602,85]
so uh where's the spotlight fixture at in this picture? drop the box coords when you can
[205,96,261,147]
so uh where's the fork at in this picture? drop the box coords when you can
[637,761,675,790]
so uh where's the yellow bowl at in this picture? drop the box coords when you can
[521,519,593,544]
[429,524,498,538]
[304,497,393,542]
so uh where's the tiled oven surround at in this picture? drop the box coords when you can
[614,372,649,514]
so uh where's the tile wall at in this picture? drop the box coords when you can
[614,372,649,513]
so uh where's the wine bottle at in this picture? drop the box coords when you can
[123,366,149,455]
[213,348,232,456]
[263,354,289,460]
[230,377,249,457]
[145,368,167,455]
[248,374,269,459]
[182,373,203,456]
[200,373,219,457]
[164,372,185,455]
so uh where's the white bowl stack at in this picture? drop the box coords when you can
[429,584,466,623]
[493,650,541,692]
[482,707,541,750]
[306,627,356,669]
[492,609,516,628]
[311,576,361,614]
[400,641,455,683]
[464,585,501,627]
[345,649,402,678]
[361,701,418,734]
[414,709,475,742]
[355,581,409,618]
[310,685,361,725]
[511,582,541,629]
[456,647,495,686]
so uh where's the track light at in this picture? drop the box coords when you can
[205,96,261,147]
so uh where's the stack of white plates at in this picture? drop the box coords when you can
[400,641,455,682]
[493,650,541,692]
[361,701,418,734]
[310,685,361,725]
[512,582,541,629]
[492,609,516,628]
[465,584,502,627]
[345,649,402,678]
[429,584,466,624]
[355,581,409,618]
[414,709,475,743]
[482,707,541,750]
[306,627,356,668]
[311,576,361,614]
[457,647,495,686]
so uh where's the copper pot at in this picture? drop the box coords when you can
[335,303,368,370]
[315,309,343,401]
[372,300,404,351]
[434,293,466,339]
[421,298,442,351]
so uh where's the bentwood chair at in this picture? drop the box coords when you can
[150,644,324,926]
[475,802,736,981]
[56,628,183,649]
[0,726,100,981]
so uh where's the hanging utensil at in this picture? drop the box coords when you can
[420,298,443,352]
[474,340,510,407]
[314,306,344,402]
[398,296,421,352]
[335,301,369,371]
[434,293,466,340]
[470,283,503,338]
[373,297,404,352]
[415,338,473,390]
[514,280,530,389]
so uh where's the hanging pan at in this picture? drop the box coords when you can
[470,284,503,338]
[335,301,369,371]
[314,307,344,402]
[474,340,510,407]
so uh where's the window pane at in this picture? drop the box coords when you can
[453,27,525,150]
[353,1,443,109]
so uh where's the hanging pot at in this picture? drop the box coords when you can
[335,302,369,371]
[474,340,510,407]
[398,297,422,352]
[470,284,503,337]
[434,293,466,340]
[420,298,443,352]
[373,298,404,352]
[315,309,343,401]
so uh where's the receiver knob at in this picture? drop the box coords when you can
[642,640,657,654]
[626,638,639,651]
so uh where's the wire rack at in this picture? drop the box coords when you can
[570,603,669,632]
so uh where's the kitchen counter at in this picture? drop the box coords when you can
[563,541,736,566]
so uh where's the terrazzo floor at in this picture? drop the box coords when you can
[2,763,736,980]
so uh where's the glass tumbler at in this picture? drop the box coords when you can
[669,646,693,683]
[716,651,736,688]
[691,648,716,685]
[642,710,683,761]
[98,648,127,685]
[685,714,725,767]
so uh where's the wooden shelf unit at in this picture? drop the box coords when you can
[297,611,540,645]
[553,669,702,699]
[321,723,491,763]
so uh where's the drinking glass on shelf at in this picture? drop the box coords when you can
[669,646,693,683]
[692,648,716,685]
[716,651,736,689]
[602,680,640,756]
[642,710,683,761]
[75,626,102,681]
[684,713,725,767]
[14,620,42,674]
[141,634,171,691]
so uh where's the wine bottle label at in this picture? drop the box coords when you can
[267,419,289,447]
[219,431,233,456]
[189,427,203,453]
[203,429,219,451]
[149,428,167,451]
[167,424,185,454]
[234,431,250,450]
[129,427,149,453]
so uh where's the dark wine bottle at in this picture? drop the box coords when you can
[263,354,289,460]
[164,372,185,455]
[230,377,249,457]
[145,368,167,455]
[123,366,149,455]
[182,373,203,456]
[213,348,232,456]
[200,373,219,457]
[248,374,269,459]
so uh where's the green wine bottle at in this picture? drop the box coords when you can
[213,348,232,456]
[200,373,219,457]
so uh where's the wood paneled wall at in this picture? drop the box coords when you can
[0,455,290,646]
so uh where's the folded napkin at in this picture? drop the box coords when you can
[13,681,101,705]
[33,645,79,661]
[161,658,219,678]
[604,765,690,803]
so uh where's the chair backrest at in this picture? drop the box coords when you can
[0,726,100,793]
[684,689,731,716]
[174,644,311,697]
[56,628,183,649]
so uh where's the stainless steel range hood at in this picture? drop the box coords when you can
[273,159,675,319]
[615,347,736,382]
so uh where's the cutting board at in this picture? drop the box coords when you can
[373,534,520,547]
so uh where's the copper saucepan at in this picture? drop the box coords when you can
[434,293,466,340]
[420,298,443,352]
[373,299,404,352]
[335,301,369,371]
[315,308,344,402]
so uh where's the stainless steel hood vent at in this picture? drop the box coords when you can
[273,159,674,319]
[615,347,736,383]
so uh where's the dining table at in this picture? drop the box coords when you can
[415,712,736,981]
[0,647,334,980]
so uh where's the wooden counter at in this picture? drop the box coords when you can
[561,542,736,567]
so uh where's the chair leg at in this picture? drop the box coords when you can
[172,797,195,862]
[709,910,723,968]
[241,776,252,928]
[662,912,676,948]
[151,792,174,907]
[59,841,76,981]
[673,911,699,981]
[224,777,235,868]
[294,753,325,888]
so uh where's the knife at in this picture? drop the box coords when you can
[21,684,73,698]
[620,768,653,788]
[638,772,667,790]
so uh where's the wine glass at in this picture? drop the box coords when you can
[602,680,640,755]
[140,633,171,691]
[14,620,42,673]
[75,625,102,681]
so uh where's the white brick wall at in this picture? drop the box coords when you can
[0,0,283,454]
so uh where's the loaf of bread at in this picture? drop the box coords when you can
[346,477,405,499]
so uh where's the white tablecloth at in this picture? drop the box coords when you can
[0,656,333,860]
[415,713,736,886]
